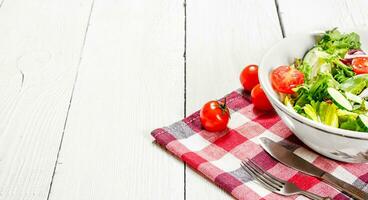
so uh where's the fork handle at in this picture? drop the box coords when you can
[299,191,331,200]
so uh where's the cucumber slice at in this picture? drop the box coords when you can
[345,92,363,104]
[327,88,353,111]
[358,114,368,130]
[359,88,368,98]
[341,74,368,95]
[303,47,329,63]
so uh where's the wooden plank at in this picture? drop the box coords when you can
[185,0,282,199]
[48,0,185,199]
[0,0,94,199]
[278,0,368,36]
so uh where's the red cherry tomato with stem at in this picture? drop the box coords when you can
[352,57,368,74]
[271,66,304,94]
[240,64,259,92]
[200,99,230,132]
[251,84,273,111]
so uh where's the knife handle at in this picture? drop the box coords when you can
[322,173,368,200]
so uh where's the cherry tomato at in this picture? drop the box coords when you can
[240,64,259,92]
[200,99,230,132]
[352,57,368,74]
[251,84,273,111]
[271,66,304,94]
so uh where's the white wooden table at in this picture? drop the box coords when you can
[1,0,368,199]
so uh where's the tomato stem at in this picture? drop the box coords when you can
[220,97,229,116]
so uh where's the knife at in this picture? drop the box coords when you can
[260,137,368,200]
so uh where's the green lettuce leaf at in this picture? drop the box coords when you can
[303,104,319,121]
[293,105,304,114]
[317,28,361,57]
[318,102,339,127]
[302,47,332,80]
[340,119,363,131]
[337,109,358,121]
[337,109,365,131]
[331,59,355,83]
[297,62,312,83]
[294,86,311,107]
[301,101,339,127]
[309,74,338,101]
[284,95,294,110]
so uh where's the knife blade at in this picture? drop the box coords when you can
[260,137,368,200]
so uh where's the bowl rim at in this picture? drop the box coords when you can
[259,30,368,141]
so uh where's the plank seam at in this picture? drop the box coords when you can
[274,0,285,38]
[15,65,24,91]
[183,0,187,199]
[46,1,95,199]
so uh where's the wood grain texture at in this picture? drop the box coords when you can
[0,0,93,199]
[185,0,282,199]
[48,0,185,199]
[2,0,368,199]
[278,0,368,36]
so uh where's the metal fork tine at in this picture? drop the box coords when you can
[241,160,331,200]
[246,160,284,187]
[247,160,283,182]
[240,163,277,192]
[242,161,282,189]
[241,163,277,192]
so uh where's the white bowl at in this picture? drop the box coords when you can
[259,29,368,163]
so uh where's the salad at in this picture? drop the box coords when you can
[271,28,368,132]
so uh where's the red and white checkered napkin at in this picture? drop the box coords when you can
[151,89,368,200]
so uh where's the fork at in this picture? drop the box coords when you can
[241,160,331,200]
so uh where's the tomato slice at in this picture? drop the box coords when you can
[352,57,368,74]
[271,66,304,94]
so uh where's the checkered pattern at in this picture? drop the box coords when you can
[151,89,368,200]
